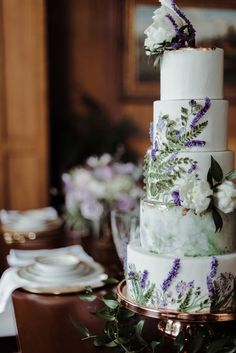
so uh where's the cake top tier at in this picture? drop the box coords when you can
[161,48,224,100]
[144,1,224,100]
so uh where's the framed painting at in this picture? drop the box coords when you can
[123,0,236,99]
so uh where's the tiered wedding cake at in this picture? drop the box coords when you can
[126,0,236,312]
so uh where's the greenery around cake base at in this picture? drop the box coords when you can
[74,279,236,353]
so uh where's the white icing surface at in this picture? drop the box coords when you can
[126,243,236,312]
[140,199,236,256]
[153,99,228,151]
[161,48,223,100]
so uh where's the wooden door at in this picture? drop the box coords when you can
[0,0,49,210]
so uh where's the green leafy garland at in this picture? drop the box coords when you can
[73,280,236,353]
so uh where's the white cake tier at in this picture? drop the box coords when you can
[126,242,236,313]
[161,48,223,100]
[140,199,236,256]
[153,99,228,152]
[145,150,234,202]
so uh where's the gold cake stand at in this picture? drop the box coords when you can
[117,280,236,339]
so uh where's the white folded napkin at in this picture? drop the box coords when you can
[0,245,102,314]
[7,245,93,267]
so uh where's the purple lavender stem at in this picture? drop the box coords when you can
[166,13,183,39]
[207,256,218,297]
[172,191,181,206]
[141,270,149,289]
[184,140,206,148]
[210,256,218,279]
[190,97,211,129]
[207,275,213,297]
[162,258,181,292]
[171,0,196,39]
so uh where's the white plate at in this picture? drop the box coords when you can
[17,261,108,293]
[26,261,91,281]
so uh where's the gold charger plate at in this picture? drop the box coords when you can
[117,280,236,323]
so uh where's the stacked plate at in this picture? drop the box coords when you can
[17,253,108,294]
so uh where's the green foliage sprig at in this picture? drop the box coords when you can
[72,281,236,353]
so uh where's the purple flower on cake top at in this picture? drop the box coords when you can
[171,0,196,38]
[161,258,181,292]
[166,13,185,44]
[190,97,211,129]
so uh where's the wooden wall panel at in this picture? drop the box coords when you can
[0,0,49,210]
[65,0,122,121]
[7,154,41,209]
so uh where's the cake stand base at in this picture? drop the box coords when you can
[117,280,236,340]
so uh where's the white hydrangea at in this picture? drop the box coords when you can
[214,180,236,214]
[179,175,213,214]
[144,0,184,54]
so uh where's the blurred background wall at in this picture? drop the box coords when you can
[0,0,235,210]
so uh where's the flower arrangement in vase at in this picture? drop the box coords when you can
[62,154,142,239]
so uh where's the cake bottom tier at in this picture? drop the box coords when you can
[126,243,236,313]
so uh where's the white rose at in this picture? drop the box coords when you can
[144,2,184,53]
[179,176,213,214]
[214,180,236,214]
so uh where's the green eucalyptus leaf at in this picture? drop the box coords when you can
[103,278,119,285]
[135,320,146,344]
[117,307,135,320]
[79,295,97,302]
[226,169,236,181]
[102,294,119,309]
[71,320,90,338]
[210,156,223,183]
[105,340,118,348]
[212,208,223,233]
[96,310,116,321]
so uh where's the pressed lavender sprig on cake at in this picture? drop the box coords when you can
[207,256,219,297]
[161,258,181,292]
[190,97,211,129]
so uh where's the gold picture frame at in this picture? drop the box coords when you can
[123,0,236,100]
